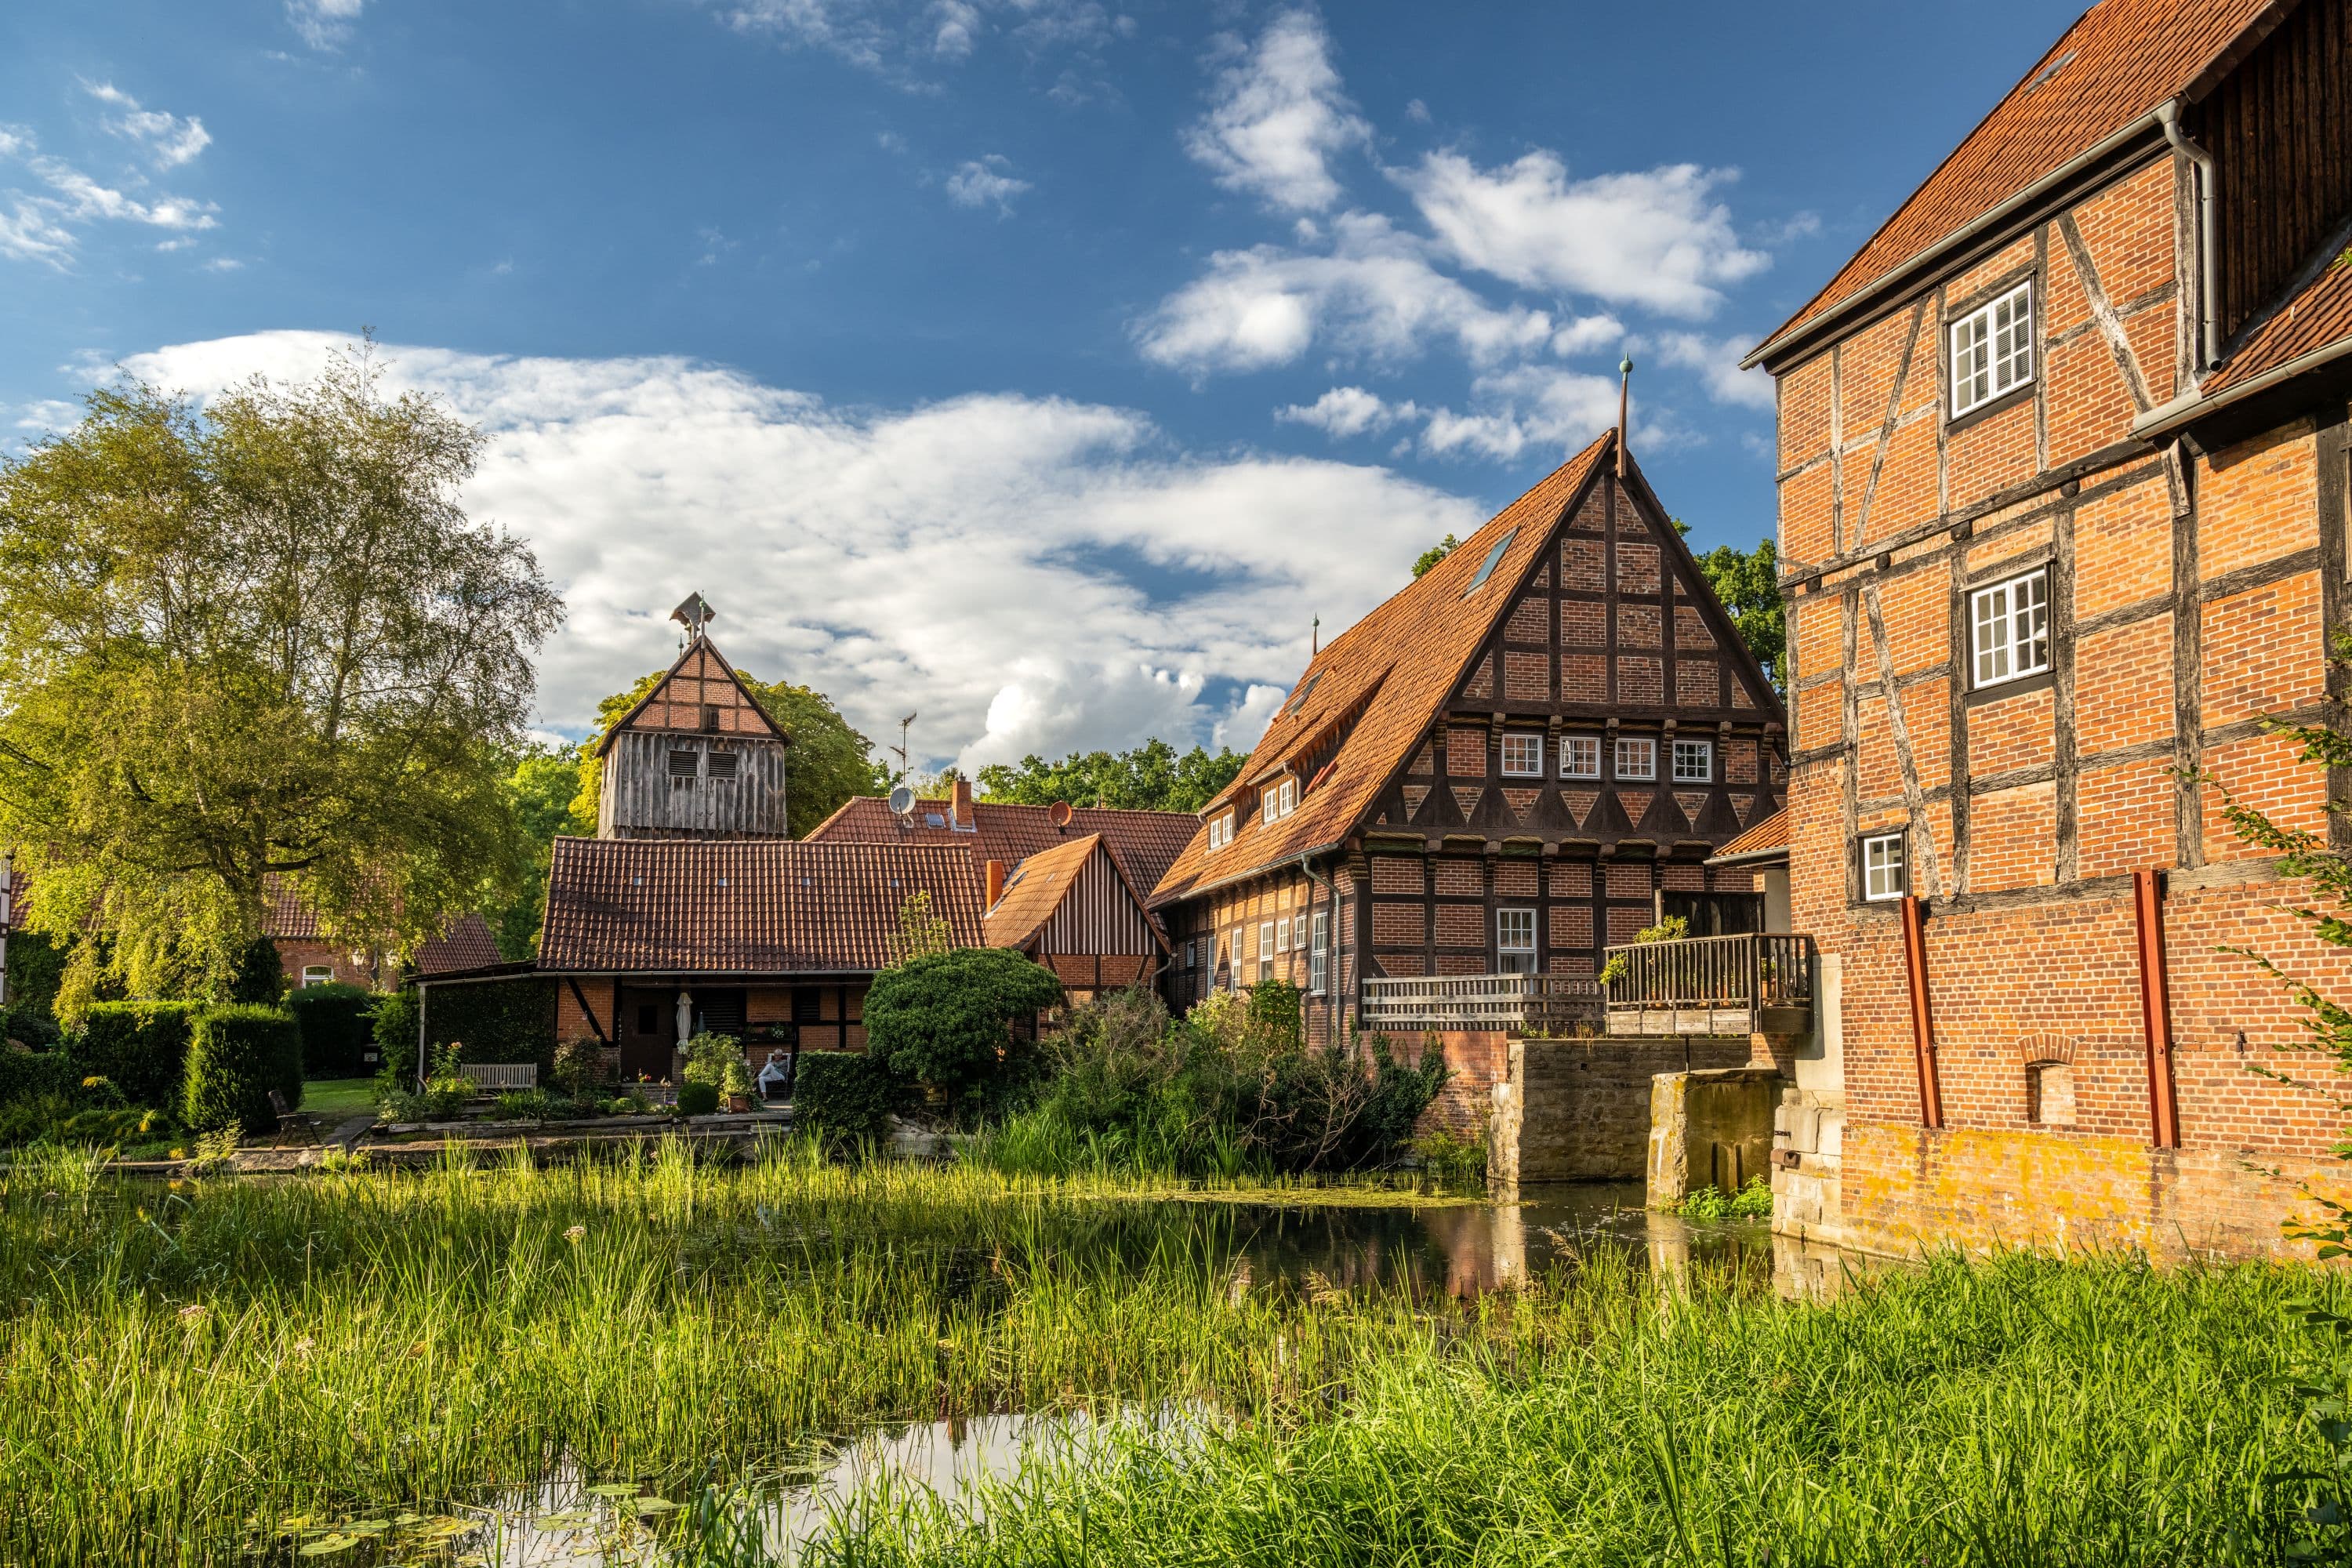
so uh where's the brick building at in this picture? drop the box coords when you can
[1149,430,1786,1128]
[1743,0,2352,1256]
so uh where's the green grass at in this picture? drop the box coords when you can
[0,1141,2340,1565]
[299,1077,382,1119]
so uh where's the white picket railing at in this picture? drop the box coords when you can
[1358,973,1602,1033]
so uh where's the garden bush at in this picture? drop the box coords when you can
[680,1032,753,1099]
[676,1081,721,1116]
[863,948,1063,1115]
[288,984,376,1078]
[791,1051,905,1151]
[182,1005,303,1133]
[77,1001,198,1109]
[0,1045,80,1107]
[372,987,419,1076]
[550,1036,615,1101]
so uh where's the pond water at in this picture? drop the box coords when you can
[246,1185,1858,1566]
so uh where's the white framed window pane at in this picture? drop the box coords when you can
[1497,909,1537,975]
[1258,922,1273,962]
[1309,910,1329,994]
[1501,733,1542,776]
[1616,738,1656,779]
[302,964,333,988]
[1276,916,1290,953]
[1281,778,1297,814]
[1950,283,2033,417]
[1862,833,1906,901]
[1971,569,2049,688]
[1560,735,1600,779]
[1672,739,1712,782]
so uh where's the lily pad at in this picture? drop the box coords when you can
[632,1497,679,1514]
[298,1535,360,1557]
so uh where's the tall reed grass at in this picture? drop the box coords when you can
[0,1139,2340,1565]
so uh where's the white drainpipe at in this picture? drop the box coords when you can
[2157,99,2220,374]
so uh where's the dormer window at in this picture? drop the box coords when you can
[1259,776,1299,824]
[1207,810,1236,851]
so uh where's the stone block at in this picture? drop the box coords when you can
[1816,1109,1843,1160]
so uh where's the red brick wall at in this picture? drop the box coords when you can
[1770,141,2352,1258]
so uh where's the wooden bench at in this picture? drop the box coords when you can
[458,1063,538,1092]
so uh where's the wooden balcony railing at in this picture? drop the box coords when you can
[1602,932,1817,1037]
[1359,973,1602,1034]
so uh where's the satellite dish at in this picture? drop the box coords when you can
[1047,800,1074,829]
[888,785,916,816]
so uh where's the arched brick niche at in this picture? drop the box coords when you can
[2017,1035,2078,1128]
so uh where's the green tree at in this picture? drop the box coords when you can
[1671,521,1785,691]
[862,946,1064,1112]
[975,738,1244,814]
[568,670,887,839]
[0,350,562,1014]
[490,742,584,960]
[1413,533,1461,578]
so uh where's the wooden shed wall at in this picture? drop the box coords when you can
[2211,0,2352,336]
[599,731,790,839]
[1033,851,1162,957]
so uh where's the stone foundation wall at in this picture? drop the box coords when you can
[1483,1034,1757,1184]
[1646,1067,1784,1204]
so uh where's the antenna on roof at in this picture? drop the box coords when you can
[887,783,916,816]
[670,591,718,641]
[890,713,917,785]
[1616,358,1633,478]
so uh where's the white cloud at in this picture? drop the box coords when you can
[1397,151,1769,318]
[1642,331,1774,410]
[1550,313,1624,357]
[0,129,219,267]
[1403,98,1430,124]
[287,0,365,49]
[714,0,1115,78]
[1417,365,1621,463]
[118,331,1485,772]
[944,154,1031,215]
[201,256,244,273]
[1276,386,1415,440]
[84,82,212,168]
[1138,211,1549,375]
[1182,9,1369,214]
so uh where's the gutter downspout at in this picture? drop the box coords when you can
[2157,99,2220,374]
[1299,852,1337,1046]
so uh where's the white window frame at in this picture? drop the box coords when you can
[1949,280,2034,419]
[1614,737,1657,781]
[1309,910,1330,995]
[1671,739,1713,783]
[1258,921,1275,964]
[1276,916,1290,953]
[1207,811,1234,851]
[1497,909,1537,975]
[1860,831,1907,902]
[1184,939,1197,969]
[1501,732,1544,777]
[301,964,335,989]
[1559,735,1601,779]
[1261,788,1278,826]
[1279,776,1298,815]
[1969,568,2052,689]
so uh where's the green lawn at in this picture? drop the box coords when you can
[299,1078,379,1119]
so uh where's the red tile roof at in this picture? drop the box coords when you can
[805,796,1198,906]
[2201,245,2352,395]
[265,880,499,975]
[536,836,983,974]
[981,833,1105,951]
[1708,809,1788,863]
[1150,433,1619,906]
[416,913,503,975]
[1752,0,2285,365]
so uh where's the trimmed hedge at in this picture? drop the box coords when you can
[676,1080,720,1116]
[0,1047,78,1107]
[78,1001,198,1109]
[426,978,556,1073]
[790,1051,905,1152]
[289,984,376,1078]
[183,1006,303,1133]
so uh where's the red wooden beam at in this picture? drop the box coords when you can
[2133,868,2181,1149]
[1900,895,1944,1129]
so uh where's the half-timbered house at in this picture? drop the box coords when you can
[1150,429,1788,1124]
[595,610,791,841]
[1730,0,2352,1258]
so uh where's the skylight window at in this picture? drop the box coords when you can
[1283,673,1322,716]
[1462,528,1519,596]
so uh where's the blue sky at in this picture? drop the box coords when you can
[3,0,2082,770]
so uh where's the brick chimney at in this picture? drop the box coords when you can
[951,775,974,830]
[985,858,1006,907]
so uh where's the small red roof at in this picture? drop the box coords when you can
[1707,809,1788,864]
[536,836,982,975]
[804,797,1198,906]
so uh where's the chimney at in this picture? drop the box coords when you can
[985,858,1006,908]
[951,775,973,830]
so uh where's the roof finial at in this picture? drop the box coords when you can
[670,591,718,640]
[1616,357,1633,478]
[1312,614,1320,655]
